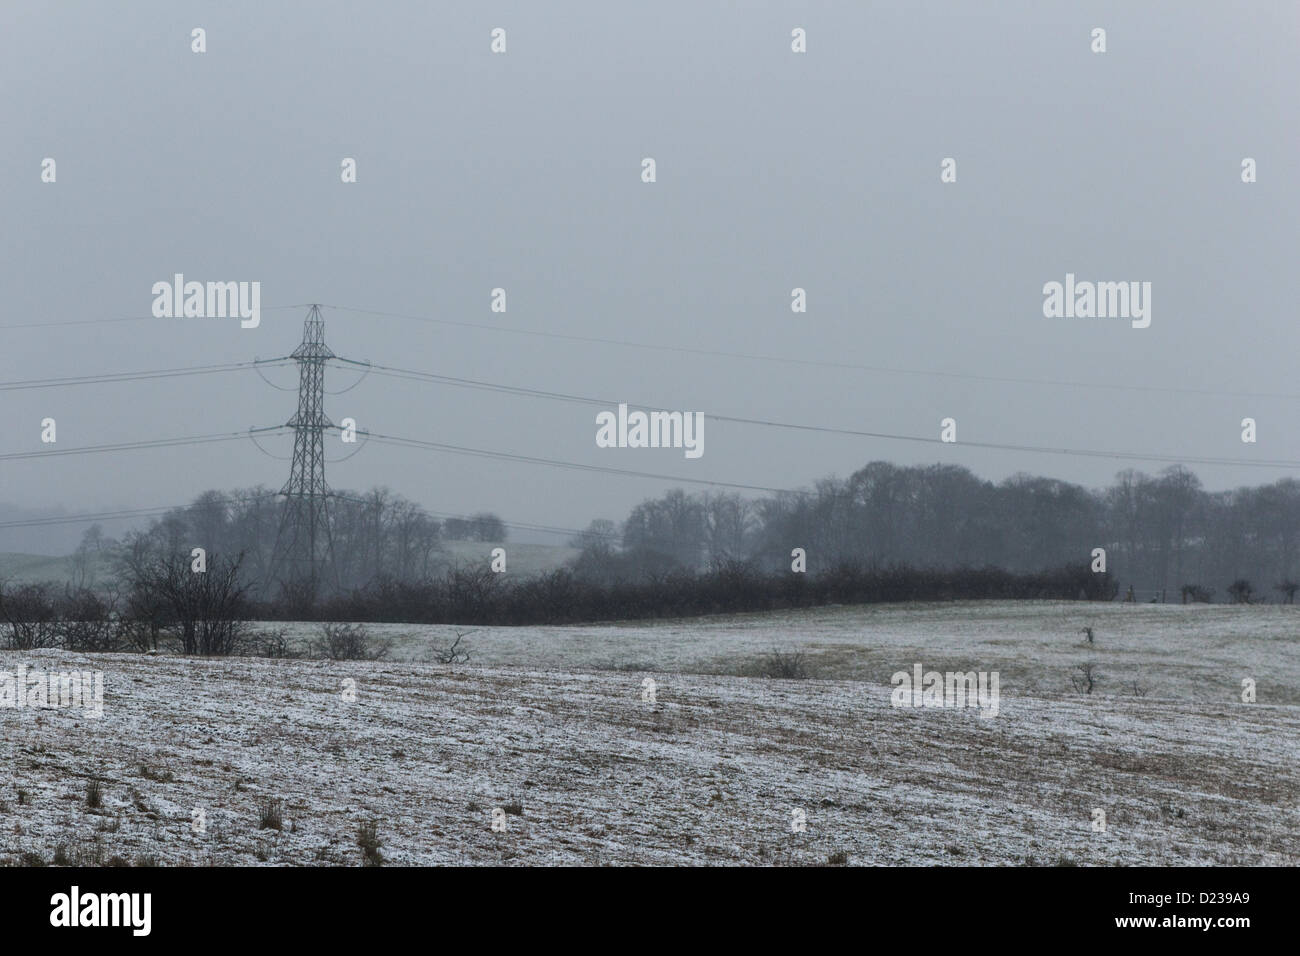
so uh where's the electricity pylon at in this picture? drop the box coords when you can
[270,305,335,596]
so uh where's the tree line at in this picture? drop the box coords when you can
[572,463,1300,602]
[3,459,1294,655]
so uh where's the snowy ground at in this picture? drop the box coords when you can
[2,601,1296,866]
[298,600,1300,705]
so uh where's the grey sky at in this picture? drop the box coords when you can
[2,0,1297,552]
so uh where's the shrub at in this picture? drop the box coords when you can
[1070,662,1099,695]
[432,630,471,665]
[258,798,283,831]
[356,821,384,866]
[1227,579,1254,604]
[0,582,60,649]
[58,587,121,652]
[245,627,301,659]
[314,622,391,661]
[755,647,810,679]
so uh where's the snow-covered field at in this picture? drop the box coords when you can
[3,601,1296,866]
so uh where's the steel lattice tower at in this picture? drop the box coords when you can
[272,305,335,593]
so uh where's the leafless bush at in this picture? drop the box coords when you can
[1070,662,1100,695]
[432,630,472,665]
[243,627,302,659]
[258,798,284,831]
[0,581,60,649]
[314,622,391,661]
[128,551,253,655]
[755,647,810,679]
[58,587,122,652]
[356,820,384,866]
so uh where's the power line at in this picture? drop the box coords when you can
[0,506,178,530]
[317,303,1298,403]
[363,431,869,496]
[359,429,1300,507]
[0,359,292,392]
[0,491,284,531]
[0,429,289,463]
[8,301,1293,403]
[0,304,314,331]
[332,358,1300,471]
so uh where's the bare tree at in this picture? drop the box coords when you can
[142,551,254,655]
[0,580,60,649]
[1070,662,1100,695]
[1227,579,1254,604]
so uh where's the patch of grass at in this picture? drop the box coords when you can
[503,798,524,816]
[258,798,284,831]
[826,850,850,866]
[85,779,103,809]
[75,839,106,866]
[357,820,384,866]
[138,762,174,783]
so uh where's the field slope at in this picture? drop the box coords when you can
[4,601,1296,866]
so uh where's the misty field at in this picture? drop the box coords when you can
[2,601,1296,866]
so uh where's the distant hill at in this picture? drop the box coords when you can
[0,551,115,587]
[440,540,579,577]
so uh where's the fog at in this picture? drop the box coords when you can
[2,0,1296,554]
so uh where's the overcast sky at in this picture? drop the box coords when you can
[1,1,1296,552]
